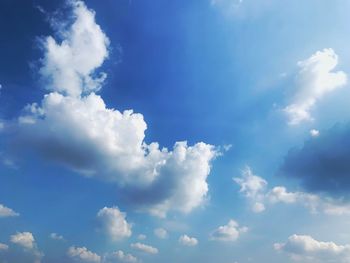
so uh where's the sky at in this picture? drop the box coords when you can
[1,0,350,262]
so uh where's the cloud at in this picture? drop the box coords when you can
[0,204,19,217]
[103,250,138,263]
[274,234,350,263]
[49,233,64,240]
[210,220,247,242]
[39,0,109,97]
[14,0,219,218]
[154,228,168,239]
[280,123,350,199]
[284,48,347,125]
[310,129,320,137]
[68,246,101,263]
[97,206,132,241]
[235,166,350,215]
[10,232,43,263]
[0,243,8,250]
[178,235,198,246]
[130,243,158,254]
[137,234,146,240]
[233,167,267,213]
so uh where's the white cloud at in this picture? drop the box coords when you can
[16,0,219,218]
[284,48,347,125]
[0,204,19,217]
[310,129,320,137]
[97,207,132,241]
[10,232,43,262]
[178,235,198,246]
[234,166,350,215]
[154,228,168,239]
[39,0,109,97]
[68,246,101,263]
[10,232,35,250]
[130,243,158,254]
[49,233,64,240]
[0,243,8,250]
[233,167,267,213]
[210,220,247,242]
[104,250,138,263]
[274,234,350,263]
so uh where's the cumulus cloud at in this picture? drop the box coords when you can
[130,243,158,254]
[274,234,350,263]
[210,220,247,242]
[97,207,132,241]
[178,235,198,246]
[0,243,8,250]
[68,246,101,263]
[235,166,350,215]
[10,232,43,263]
[103,250,138,263]
[39,0,109,97]
[281,123,350,198]
[284,48,347,125]
[0,204,19,217]
[15,0,219,218]
[154,228,168,239]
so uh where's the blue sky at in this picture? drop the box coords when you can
[1,0,350,262]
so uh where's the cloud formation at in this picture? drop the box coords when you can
[130,243,158,254]
[104,250,138,263]
[0,243,8,250]
[210,220,247,242]
[178,235,198,246]
[14,0,218,218]
[284,48,347,125]
[97,206,132,241]
[10,232,43,263]
[0,204,19,217]
[68,246,101,263]
[275,234,350,263]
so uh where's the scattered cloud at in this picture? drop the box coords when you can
[154,228,168,239]
[49,233,64,241]
[178,235,198,246]
[97,207,132,241]
[10,232,43,262]
[275,234,350,263]
[284,48,347,125]
[0,204,19,218]
[104,250,138,263]
[0,243,8,251]
[310,129,320,137]
[130,243,158,254]
[68,246,101,263]
[210,220,247,242]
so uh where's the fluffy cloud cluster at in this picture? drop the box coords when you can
[97,207,132,241]
[210,220,247,242]
[130,243,158,254]
[15,0,218,217]
[68,246,101,263]
[275,234,350,263]
[284,48,347,125]
[235,166,350,215]
[178,235,198,246]
[0,203,19,217]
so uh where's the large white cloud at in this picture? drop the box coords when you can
[0,204,19,217]
[97,207,132,241]
[68,246,101,263]
[39,0,109,97]
[210,220,247,242]
[274,234,350,263]
[15,0,219,217]
[284,48,347,125]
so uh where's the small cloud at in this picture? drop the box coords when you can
[68,246,101,263]
[0,204,19,218]
[178,235,198,246]
[49,233,64,241]
[210,220,247,242]
[310,129,320,137]
[154,228,168,239]
[104,250,138,263]
[0,243,9,251]
[130,243,158,254]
